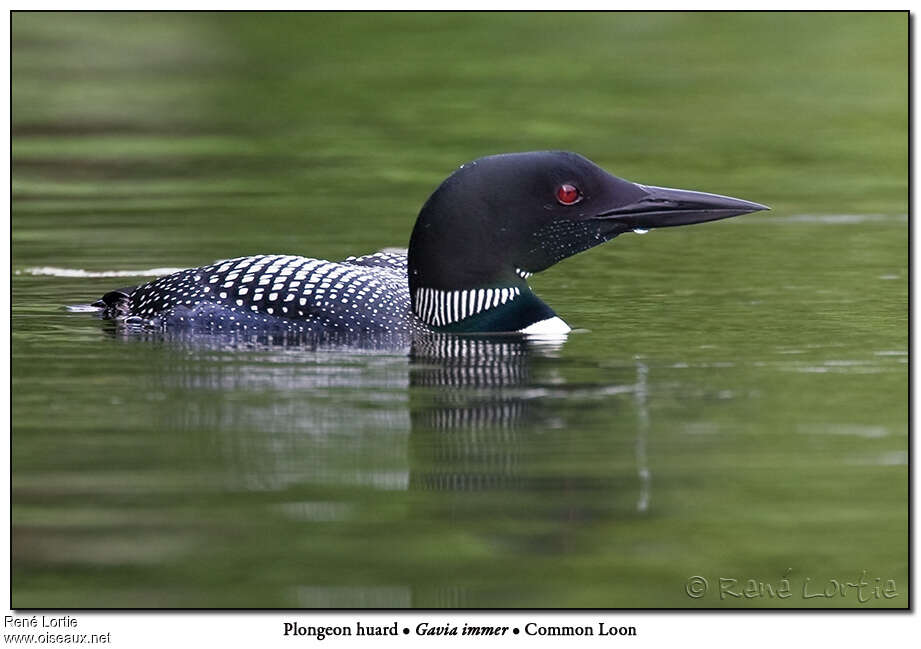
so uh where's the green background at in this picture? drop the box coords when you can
[12,12,907,607]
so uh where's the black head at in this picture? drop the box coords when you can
[407,151,767,331]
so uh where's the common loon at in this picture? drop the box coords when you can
[94,151,767,336]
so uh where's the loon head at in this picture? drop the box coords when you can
[408,151,767,334]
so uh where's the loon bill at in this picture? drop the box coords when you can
[93,151,767,336]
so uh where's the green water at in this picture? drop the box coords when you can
[11,12,907,608]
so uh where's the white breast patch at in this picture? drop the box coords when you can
[519,316,571,335]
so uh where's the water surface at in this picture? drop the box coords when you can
[11,12,907,608]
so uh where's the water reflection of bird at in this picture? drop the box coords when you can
[128,332,654,607]
[91,151,765,338]
[132,333,650,515]
[406,337,655,607]
[409,337,650,509]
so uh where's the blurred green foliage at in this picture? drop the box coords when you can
[12,12,907,608]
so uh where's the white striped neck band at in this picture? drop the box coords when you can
[413,286,522,327]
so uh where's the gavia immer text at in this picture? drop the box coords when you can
[94,151,767,336]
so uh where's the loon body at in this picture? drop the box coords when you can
[95,151,766,336]
[97,250,419,336]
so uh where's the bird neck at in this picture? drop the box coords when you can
[406,188,553,332]
[410,284,557,332]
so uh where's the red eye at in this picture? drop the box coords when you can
[556,183,582,205]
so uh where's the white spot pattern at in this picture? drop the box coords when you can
[124,252,418,334]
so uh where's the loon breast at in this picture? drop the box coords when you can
[120,251,421,335]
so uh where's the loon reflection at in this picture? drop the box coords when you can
[121,330,652,605]
[125,329,651,512]
[409,335,651,518]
